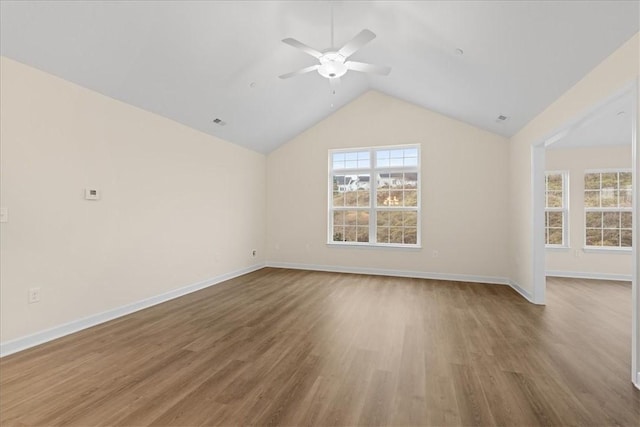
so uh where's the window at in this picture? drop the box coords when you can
[329,145,420,246]
[544,171,568,247]
[584,170,632,249]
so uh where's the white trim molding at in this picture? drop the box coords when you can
[532,143,547,304]
[0,263,266,358]
[267,262,537,303]
[546,270,632,282]
[582,247,633,254]
[507,280,535,303]
[630,78,638,389]
[267,261,513,286]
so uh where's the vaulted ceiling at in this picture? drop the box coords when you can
[1,1,638,153]
[548,91,633,150]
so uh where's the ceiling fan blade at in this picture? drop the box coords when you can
[337,29,376,59]
[282,38,323,59]
[345,61,391,76]
[278,65,320,79]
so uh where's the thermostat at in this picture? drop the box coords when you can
[84,188,100,200]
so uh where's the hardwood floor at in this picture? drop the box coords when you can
[1,269,639,426]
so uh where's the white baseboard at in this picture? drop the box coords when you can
[266,262,539,304]
[1,261,537,357]
[546,270,632,282]
[507,280,535,303]
[266,261,511,286]
[0,263,266,358]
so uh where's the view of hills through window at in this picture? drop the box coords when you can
[545,172,566,246]
[330,146,420,246]
[584,171,632,248]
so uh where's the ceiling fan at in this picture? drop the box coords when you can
[278,14,391,91]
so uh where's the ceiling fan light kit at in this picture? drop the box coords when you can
[318,53,348,79]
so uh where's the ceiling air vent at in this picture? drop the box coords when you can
[212,118,227,126]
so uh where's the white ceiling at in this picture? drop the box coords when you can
[548,92,632,150]
[1,1,638,154]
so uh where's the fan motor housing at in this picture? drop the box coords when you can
[318,52,347,79]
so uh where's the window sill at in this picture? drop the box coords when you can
[327,242,422,251]
[582,246,633,254]
[545,245,570,251]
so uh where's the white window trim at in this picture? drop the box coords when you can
[327,144,421,248]
[582,246,633,253]
[583,168,633,250]
[545,170,569,249]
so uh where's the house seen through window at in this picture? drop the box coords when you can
[329,145,420,246]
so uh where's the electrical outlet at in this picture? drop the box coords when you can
[28,287,41,304]
[84,188,100,200]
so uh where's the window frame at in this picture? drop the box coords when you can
[327,144,421,248]
[583,168,632,251]
[544,170,569,248]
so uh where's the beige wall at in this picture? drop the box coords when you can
[0,57,266,343]
[267,91,510,280]
[508,33,639,295]
[545,145,632,278]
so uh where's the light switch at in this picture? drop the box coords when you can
[0,207,7,223]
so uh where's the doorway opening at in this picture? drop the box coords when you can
[531,81,638,387]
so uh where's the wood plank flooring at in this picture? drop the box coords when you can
[1,269,639,426]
